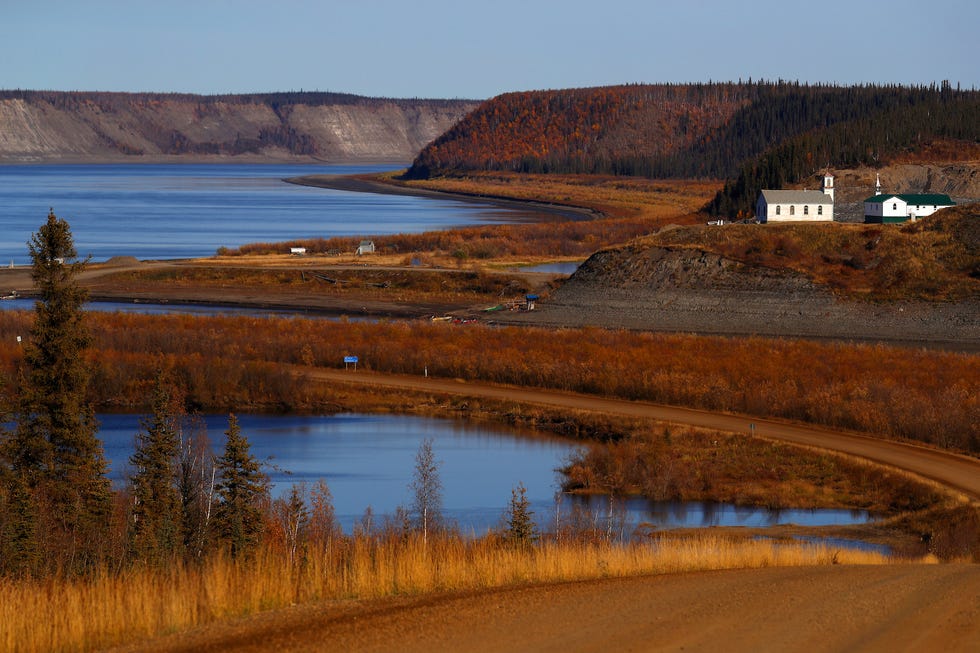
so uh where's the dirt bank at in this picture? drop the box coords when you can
[488,245,980,351]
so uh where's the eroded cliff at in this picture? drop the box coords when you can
[0,91,481,163]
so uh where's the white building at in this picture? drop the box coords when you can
[755,173,835,223]
[356,240,375,255]
[863,193,955,223]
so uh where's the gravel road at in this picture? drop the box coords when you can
[113,565,980,653]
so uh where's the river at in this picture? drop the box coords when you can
[0,163,555,265]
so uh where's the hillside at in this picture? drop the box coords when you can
[0,91,480,163]
[403,82,980,217]
[493,204,980,348]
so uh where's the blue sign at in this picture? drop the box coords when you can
[344,356,358,364]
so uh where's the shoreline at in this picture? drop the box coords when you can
[286,173,605,222]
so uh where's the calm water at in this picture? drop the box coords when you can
[0,163,553,265]
[98,413,873,534]
[0,297,365,319]
[518,261,583,274]
[99,412,573,534]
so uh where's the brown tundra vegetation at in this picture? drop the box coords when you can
[0,311,975,453]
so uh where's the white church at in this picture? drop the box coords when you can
[755,174,835,223]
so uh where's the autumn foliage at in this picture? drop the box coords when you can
[0,310,975,453]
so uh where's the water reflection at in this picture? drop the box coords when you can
[566,495,872,529]
[97,412,572,534]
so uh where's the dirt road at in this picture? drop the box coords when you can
[117,564,980,653]
[303,368,980,500]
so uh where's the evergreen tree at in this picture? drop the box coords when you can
[5,210,110,571]
[128,375,183,562]
[504,482,537,548]
[214,414,267,558]
[409,437,443,544]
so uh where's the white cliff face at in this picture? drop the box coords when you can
[0,94,480,162]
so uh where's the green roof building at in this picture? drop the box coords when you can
[864,193,955,223]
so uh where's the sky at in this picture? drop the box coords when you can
[1,0,977,99]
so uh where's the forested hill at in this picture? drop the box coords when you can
[404,82,980,216]
[0,91,481,162]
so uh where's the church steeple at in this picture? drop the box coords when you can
[875,172,882,196]
[821,172,835,202]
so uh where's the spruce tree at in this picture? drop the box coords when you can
[214,415,267,558]
[504,482,537,548]
[128,375,183,562]
[6,210,110,570]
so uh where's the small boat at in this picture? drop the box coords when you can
[1,291,18,300]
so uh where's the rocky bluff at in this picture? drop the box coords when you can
[0,91,480,163]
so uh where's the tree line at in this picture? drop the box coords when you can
[402,80,980,217]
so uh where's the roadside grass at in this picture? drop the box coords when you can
[0,533,896,653]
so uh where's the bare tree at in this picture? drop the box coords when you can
[409,438,443,545]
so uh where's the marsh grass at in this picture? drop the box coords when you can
[1,533,898,652]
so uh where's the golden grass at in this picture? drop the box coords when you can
[0,534,902,652]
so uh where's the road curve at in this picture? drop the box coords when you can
[117,565,980,653]
[303,367,980,500]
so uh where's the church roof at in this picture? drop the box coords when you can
[759,190,833,205]
[863,193,955,205]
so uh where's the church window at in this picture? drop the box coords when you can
[775,206,781,215]
[818,206,823,215]
[804,206,809,215]
[790,205,795,216]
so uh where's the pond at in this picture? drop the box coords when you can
[98,413,875,535]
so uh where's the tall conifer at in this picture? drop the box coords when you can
[5,210,110,571]
[128,375,183,562]
[214,415,267,558]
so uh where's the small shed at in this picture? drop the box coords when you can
[289,247,307,256]
[356,240,375,256]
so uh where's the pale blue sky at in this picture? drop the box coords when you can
[1,0,977,99]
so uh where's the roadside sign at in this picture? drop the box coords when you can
[344,355,358,370]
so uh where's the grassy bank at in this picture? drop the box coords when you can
[0,533,897,653]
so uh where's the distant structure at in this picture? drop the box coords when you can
[755,173,835,223]
[862,175,955,223]
[356,240,375,256]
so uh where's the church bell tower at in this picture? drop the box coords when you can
[821,172,835,202]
